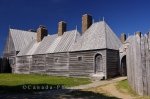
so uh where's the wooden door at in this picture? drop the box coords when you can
[121,55,127,76]
[95,54,102,74]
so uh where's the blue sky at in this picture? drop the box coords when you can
[0,0,150,56]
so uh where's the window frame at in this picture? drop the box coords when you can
[54,57,59,63]
[77,56,83,62]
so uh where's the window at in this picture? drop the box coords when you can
[16,51,20,55]
[54,58,59,63]
[34,60,37,63]
[77,56,83,61]
[9,58,15,64]
[22,60,24,64]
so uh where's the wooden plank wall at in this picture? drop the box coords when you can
[31,55,45,74]
[0,58,2,72]
[15,56,31,74]
[127,34,150,96]
[69,50,107,78]
[46,53,69,76]
[15,49,120,79]
[0,58,12,73]
[107,50,120,78]
[3,32,16,73]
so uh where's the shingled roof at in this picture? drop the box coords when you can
[17,34,57,56]
[17,30,80,56]
[10,20,121,56]
[46,30,80,53]
[70,21,122,51]
[10,29,36,51]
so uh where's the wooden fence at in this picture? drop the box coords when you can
[0,57,11,73]
[0,58,2,72]
[126,34,150,96]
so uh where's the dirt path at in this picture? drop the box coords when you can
[70,77,127,90]
[82,77,135,99]
[100,83,133,99]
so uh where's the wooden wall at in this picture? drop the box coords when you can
[46,53,69,76]
[126,34,150,96]
[15,49,120,79]
[3,32,16,73]
[0,58,2,72]
[69,50,107,78]
[31,55,45,74]
[15,56,31,74]
[0,58,11,73]
[107,49,120,78]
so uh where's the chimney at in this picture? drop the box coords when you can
[58,21,66,36]
[82,14,92,33]
[120,33,126,43]
[37,25,48,42]
[136,31,141,37]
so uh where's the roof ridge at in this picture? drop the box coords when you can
[104,20,107,49]
[64,29,78,33]
[10,28,36,33]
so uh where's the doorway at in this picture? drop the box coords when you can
[95,54,103,74]
[121,55,127,76]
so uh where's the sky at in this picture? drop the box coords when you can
[0,0,150,56]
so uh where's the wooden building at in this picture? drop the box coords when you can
[3,14,122,79]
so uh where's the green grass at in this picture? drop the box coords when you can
[116,79,137,96]
[116,79,150,99]
[0,73,91,93]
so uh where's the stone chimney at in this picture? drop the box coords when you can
[58,21,66,36]
[37,25,48,42]
[82,14,92,33]
[120,33,126,43]
[136,31,141,37]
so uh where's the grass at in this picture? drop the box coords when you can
[0,73,91,93]
[116,79,137,96]
[116,79,150,99]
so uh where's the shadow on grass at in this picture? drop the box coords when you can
[0,84,121,99]
[0,84,65,94]
[58,90,121,99]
